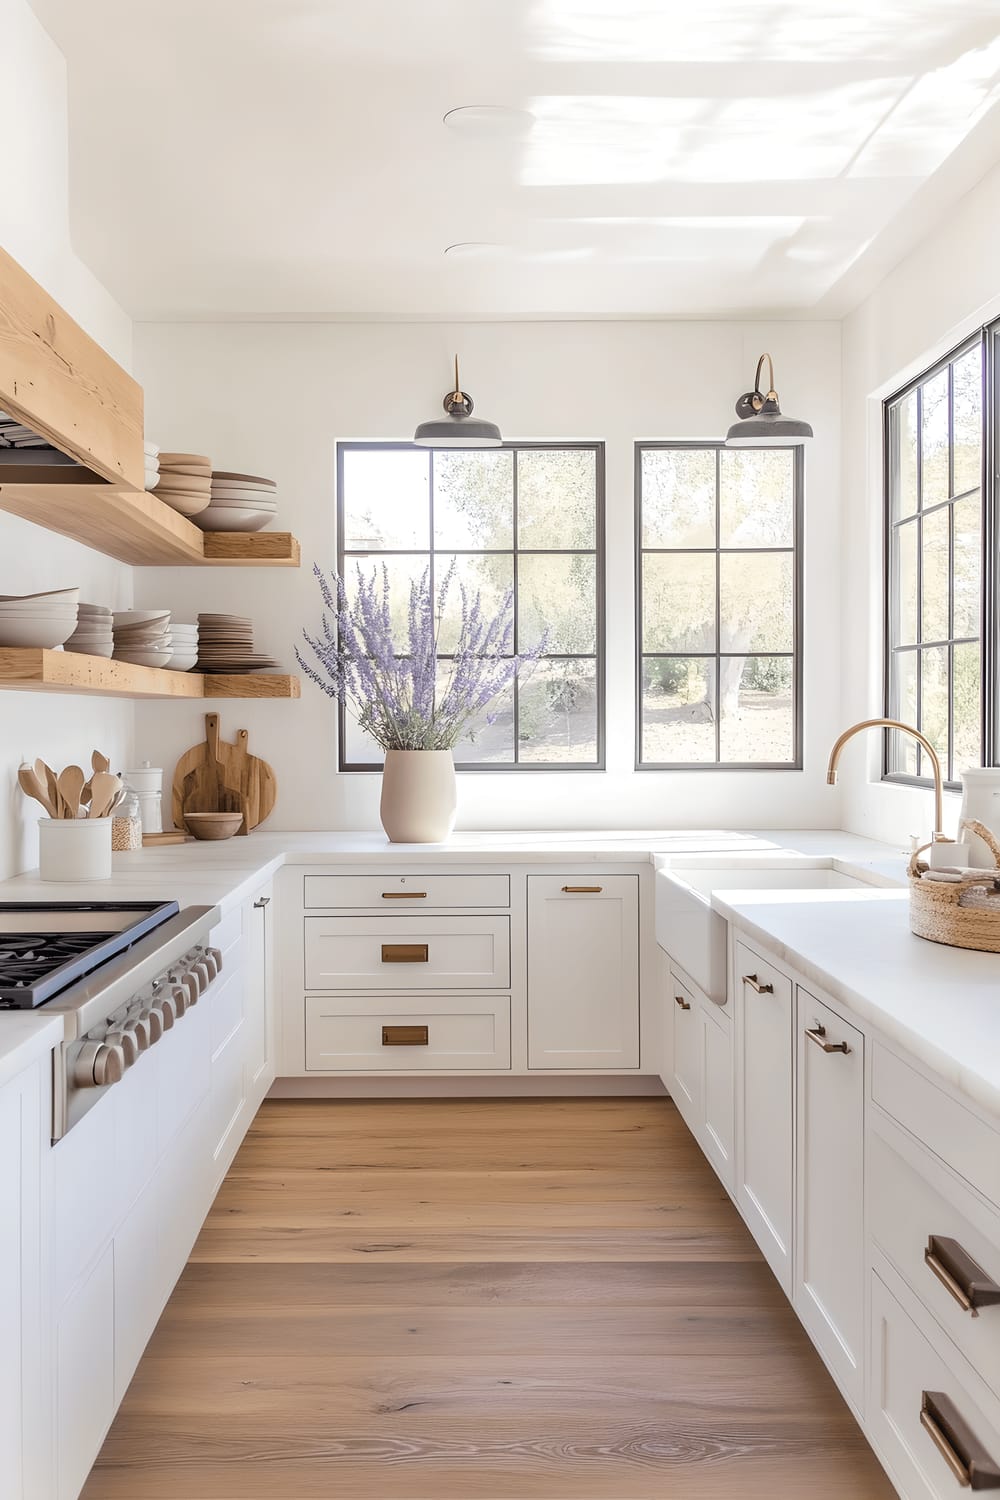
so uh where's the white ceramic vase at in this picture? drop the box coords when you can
[958,768,1000,867]
[379,749,457,844]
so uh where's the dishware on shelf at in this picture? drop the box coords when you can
[196,505,274,532]
[152,452,212,517]
[183,811,245,841]
[194,469,279,532]
[65,601,114,657]
[195,613,281,672]
[113,609,173,666]
[0,593,79,648]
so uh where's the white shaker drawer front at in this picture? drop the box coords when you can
[871,1128,1000,1400]
[306,995,511,1071]
[304,915,510,990]
[304,873,510,909]
[870,1272,1000,1500]
[872,1043,1000,1211]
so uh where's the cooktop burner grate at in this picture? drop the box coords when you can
[0,932,119,987]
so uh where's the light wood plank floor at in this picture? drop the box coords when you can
[82,1098,897,1499]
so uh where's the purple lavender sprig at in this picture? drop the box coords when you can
[298,560,548,751]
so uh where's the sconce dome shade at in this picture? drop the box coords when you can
[725,411,814,447]
[413,414,503,447]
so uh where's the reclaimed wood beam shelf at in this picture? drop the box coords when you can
[0,481,301,567]
[0,649,300,700]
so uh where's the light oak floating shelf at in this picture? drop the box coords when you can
[0,482,301,567]
[0,649,300,700]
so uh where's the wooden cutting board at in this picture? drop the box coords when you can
[171,713,277,837]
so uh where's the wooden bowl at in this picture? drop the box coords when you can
[183,811,244,841]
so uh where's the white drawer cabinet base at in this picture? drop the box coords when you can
[306,994,511,1071]
[305,915,510,991]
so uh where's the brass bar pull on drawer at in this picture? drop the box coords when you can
[743,973,773,994]
[805,1022,850,1054]
[381,943,429,964]
[562,885,603,894]
[920,1391,1000,1490]
[925,1236,1000,1316]
[382,1025,429,1047]
[674,994,691,1010]
[382,891,427,899]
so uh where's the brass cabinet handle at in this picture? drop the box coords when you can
[381,943,429,963]
[674,994,691,1010]
[920,1391,1000,1490]
[805,1022,851,1054]
[382,891,427,899]
[562,885,603,894]
[382,1025,429,1046]
[742,973,774,994]
[925,1236,1000,1317]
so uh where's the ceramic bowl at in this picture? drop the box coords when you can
[65,639,114,658]
[113,609,171,626]
[183,811,244,841]
[0,616,78,648]
[112,649,175,668]
[196,505,273,532]
[0,587,80,604]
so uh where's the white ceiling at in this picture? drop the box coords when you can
[30,0,1000,320]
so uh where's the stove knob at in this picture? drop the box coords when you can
[105,1026,139,1067]
[155,993,177,1029]
[180,970,200,1006]
[139,1003,164,1044]
[124,1013,152,1052]
[190,959,211,994]
[168,982,189,1018]
[73,1040,125,1088]
[202,949,219,982]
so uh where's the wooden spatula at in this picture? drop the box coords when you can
[88,772,122,819]
[92,750,110,774]
[35,760,59,811]
[56,765,86,820]
[18,765,57,818]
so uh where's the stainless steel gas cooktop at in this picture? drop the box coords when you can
[0,901,179,1008]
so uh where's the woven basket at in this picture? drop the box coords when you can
[908,819,1000,952]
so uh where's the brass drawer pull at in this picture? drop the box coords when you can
[674,994,691,1010]
[920,1390,1000,1490]
[743,973,773,994]
[382,1025,429,1046]
[805,1022,850,1054]
[381,943,429,964]
[382,891,427,899]
[925,1236,1000,1317]
[562,885,603,894]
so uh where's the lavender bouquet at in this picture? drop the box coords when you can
[297,561,547,751]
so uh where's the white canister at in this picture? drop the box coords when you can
[122,763,163,834]
[959,768,1000,867]
[38,817,113,881]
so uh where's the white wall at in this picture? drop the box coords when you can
[0,0,134,880]
[840,158,1000,848]
[132,318,843,832]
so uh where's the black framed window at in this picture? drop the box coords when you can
[336,441,605,771]
[636,442,803,769]
[884,334,989,787]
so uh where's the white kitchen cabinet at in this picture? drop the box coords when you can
[795,988,865,1410]
[245,881,274,1092]
[527,876,639,1069]
[0,1057,48,1500]
[734,940,794,1290]
[700,999,734,1189]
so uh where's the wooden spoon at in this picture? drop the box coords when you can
[88,772,121,819]
[35,760,59,811]
[56,765,86,820]
[18,765,57,818]
[92,750,110,774]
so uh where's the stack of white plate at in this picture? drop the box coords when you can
[144,440,160,492]
[0,588,79,648]
[153,454,212,518]
[197,471,278,532]
[113,609,173,668]
[197,613,281,673]
[166,622,199,672]
[65,602,114,657]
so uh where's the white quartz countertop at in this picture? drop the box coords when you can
[0,826,906,1086]
[713,886,1000,1119]
[0,1011,63,1089]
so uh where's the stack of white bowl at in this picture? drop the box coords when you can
[0,588,79,648]
[197,471,278,532]
[112,609,173,668]
[144,441,160,491]
[166,622,199,672]
[64,603,114,657]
